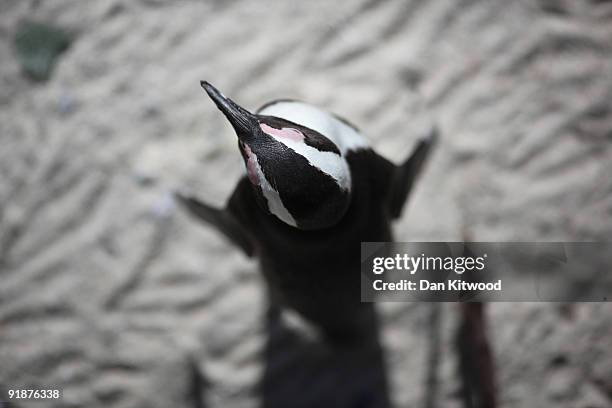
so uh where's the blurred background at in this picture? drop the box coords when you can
[1,0,612,407]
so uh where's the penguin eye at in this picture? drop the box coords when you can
[259,117,340,156]
[300,130,341,155]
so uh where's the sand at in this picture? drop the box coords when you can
[1,0,612,407]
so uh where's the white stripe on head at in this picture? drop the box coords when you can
[258,101,369,155]
[243,144,297,227]
[259,123,352,191]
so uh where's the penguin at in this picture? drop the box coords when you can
[176,81,436,343]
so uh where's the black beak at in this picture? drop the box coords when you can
[200,81,256,137]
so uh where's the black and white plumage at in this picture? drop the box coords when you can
[177,81,436,343]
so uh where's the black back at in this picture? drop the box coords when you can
[227,149,395,339]
[177,126,437,340]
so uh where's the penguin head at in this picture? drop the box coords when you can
[201,81,351,230]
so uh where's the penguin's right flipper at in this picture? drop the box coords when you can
[388,126,437,219]
[175,190,254,257]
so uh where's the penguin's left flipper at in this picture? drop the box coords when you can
[174,191,254,257]
[388,126,438,219]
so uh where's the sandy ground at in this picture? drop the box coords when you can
[1,0,612,407]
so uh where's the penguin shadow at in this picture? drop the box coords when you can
[260,303,391,408]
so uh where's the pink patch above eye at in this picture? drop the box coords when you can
[260,123,304,142]
[242,144,260,185]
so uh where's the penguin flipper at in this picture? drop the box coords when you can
[175,191,254,257]
[388,127,437,219]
